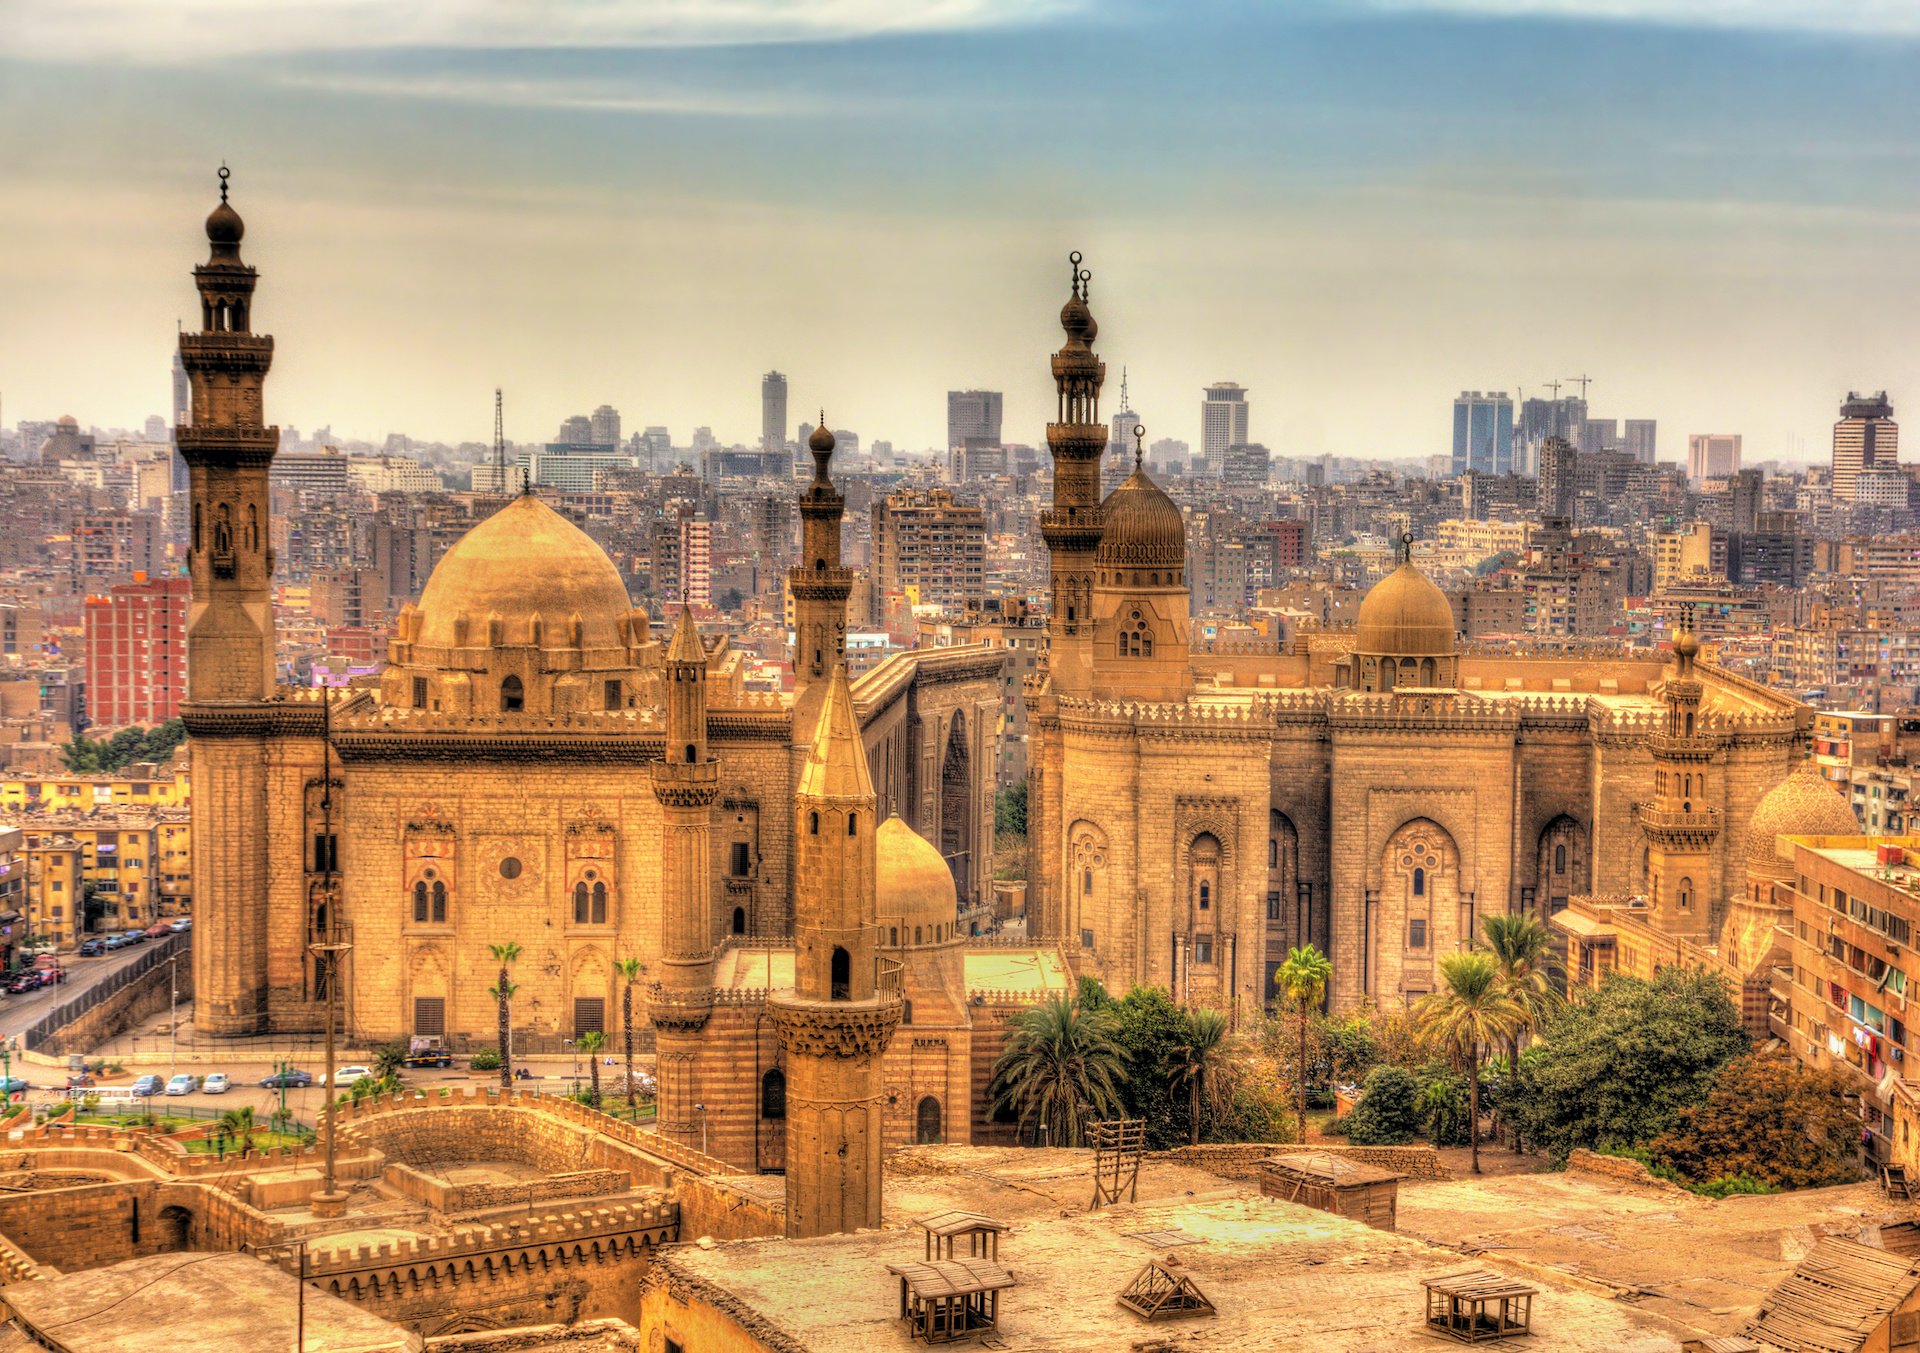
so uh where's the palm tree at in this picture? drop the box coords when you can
[487,941,522,1088]
[577,1030,607,1108]
[1480,913,1561,1152]
[1168,1006,1235,1146]
[1277,945,1332,1139]
[989,992,1126,1148]
[616,957,644,1116]
[1415,950,1523,1175]
[219,1105,256,1156]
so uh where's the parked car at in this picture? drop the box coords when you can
[129,1075,165,1097]
[143,921,173,939]
[169,918,192,933]
[34,963,65,985]
[6,972,44,995]
[120,930,146,945]
[102,935,127,951]
[78,938,106,957]
[0,1078,30,1097]
[201,1073,229,1095]
[404,1036,453,1069]
[164,1074,198,1096]
[257,1069,312,1089]
[323,1065,373,1088]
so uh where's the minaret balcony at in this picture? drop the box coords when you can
[652,757,719,807]
[1636,804,1721,849]
[788,566,855,601]
[1649,733,1716,757]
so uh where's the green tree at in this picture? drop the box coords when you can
[1167,1007,1235,1147]
[616,956,645,1114]
[1480,912,1561,1151]
[1414,950,1522,1174]
[487,941,522,1088]
[1277,946,1332,1139]
[219,1105,257,1155]
[372,1039,408,1081]
[1345,1065,1422,1145]
[1648,1056,1864,1190]
[1510,968,1747,1160]
[60,719,186,773]
[994,781,1028,838]
[1105,985,1191,1149]
[577,1030,607,1108]
[990,992,1126,1147]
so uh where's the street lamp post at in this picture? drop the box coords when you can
[307,683,351,1219]
[694,1102,709,1156]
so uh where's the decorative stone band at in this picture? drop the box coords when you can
[784,1090,887,1112]
[651,766,720,810]
[767,996,902,1059]
[176,426,279,467]
[1045,423,1109,458]
[648,984,716,1034]
[181,702,287,739]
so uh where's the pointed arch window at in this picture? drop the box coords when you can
[830,946,851,1001]
[500,675,524,712]
[1412,866,1426,897]
[761,1068,786,1120]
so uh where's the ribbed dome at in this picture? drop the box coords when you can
[877,815,956,945]
[1096,467,1185,569]
[1354,560,1457,658]
[413,495,633,651]
[1746,760,1859,875]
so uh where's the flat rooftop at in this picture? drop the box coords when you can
[716,947,1071,995]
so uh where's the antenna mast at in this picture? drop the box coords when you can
[493,387,505,492]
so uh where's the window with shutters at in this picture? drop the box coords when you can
[573,997,605,1034]
[413,997,445,1036]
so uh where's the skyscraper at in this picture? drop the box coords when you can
[1517,395,1585,476]
[1451,391,1515,476]
[946,389,1003,451]
[1833,391,1898,502]
[1201,383,1249,476]
[1537,436,1575,520]
[1621,419,1657,465]
[761,370,788,456]
[588,404,621,447]
[1687,434,1741,482]
[1106,368,1138,477]
[169,352,191,492]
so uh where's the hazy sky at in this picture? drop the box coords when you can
[4,0,1918,462]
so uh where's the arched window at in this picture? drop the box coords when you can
[1678,877,1695,912]
[1554,844,1567,874]
[732,907,746,935]
[809,811,819,836]
[1685,711,1695,736]
[500,675,524,712]
[1142,633,1154,657]
[1269,839,1278,869]
[889,926,898,946]
[1412,866,1426,897]
[591,881,608,924]
[1420,658,1435,686]
[915,926,922,945]
[685,743,697,764]
[848,812,858,836]
[412,881,428,923]
[830,946,851,1001]
[916,1095,943,1145]
[1083,868,1093,896]
[761,1068,786,1120]
[573,882,590,924]
[430,880,447,923]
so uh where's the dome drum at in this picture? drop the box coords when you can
[1744,760,1859,878]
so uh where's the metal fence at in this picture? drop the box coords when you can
[21,932,190,1053]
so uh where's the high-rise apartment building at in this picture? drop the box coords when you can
[679,516,714,609]
[946,389,1003,452]
[169,353,191,492]
[83,575,189,729]
[762,371,788,456]
[1451,391,1515,476]
[1621,419,1657,465]
[588,405,621,447]
[870,488,986,618]
[1220,442,1271,490]
[556,414,594,445]
[1516,395,1585,476]
[1688,434,1741,482]
[1576,417,1618,455]
[1833,391,1898,502]
[1536,436,1576,520]
[1201,383,1249,475]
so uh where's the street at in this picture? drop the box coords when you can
[0,942,173,1042]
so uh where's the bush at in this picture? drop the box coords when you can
[1320,1113,1351,1138]
[1417,1064,1471,1146]
[1647,1056,1863,1191]
[1345,1066,1423,1145]
[469,1047,502,1071]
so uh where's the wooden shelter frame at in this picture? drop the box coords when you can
[1089,1118,1145,1210]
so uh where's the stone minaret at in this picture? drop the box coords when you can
[1642,627,1719,939]
[180,169,279,1035]
[1039,252,1108,699]
[788,417,851,727]
[770,666,902,1237]
[649,603,720,1148]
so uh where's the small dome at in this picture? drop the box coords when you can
[412,495,633,653]
[206,199,244,247]
[56,415,78,430]
[1060,294,1096,344]
[877,815,956,945]
[1354,560,1456,658]
[1673,630,1700,662]
[1746,760,1858,876]
[1096,466,1185,569]
[809,422,835,455]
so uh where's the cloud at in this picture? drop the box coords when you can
[3,0,1080,63]
[271,71,823,118]
[1354,0,1920,36]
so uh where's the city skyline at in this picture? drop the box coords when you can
[5,1,1919,459]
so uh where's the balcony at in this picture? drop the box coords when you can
[877,955,904,999]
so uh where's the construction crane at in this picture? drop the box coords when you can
[492,387,506,493]
[1566,374,1593,399]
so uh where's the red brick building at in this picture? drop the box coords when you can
[82,575,189,730]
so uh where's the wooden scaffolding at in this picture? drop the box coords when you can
[1089,1118,1145,1210]
[886,1257,1017,1345]
[1116,1260,1217,1323]
[1421,1269,1536,1343]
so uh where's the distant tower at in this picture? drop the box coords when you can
[762,370,789,465]
[1107,367,1137,476]
[648,604,721,1150]
[178,167,279,1036]
[1039,253,1108,698]
[493,387,506,492]
[1199,382,1248,476]
[1832,392,1898,502]
[788,417,851,722]
[1640,628,1719,940]
[769,666,901,1238]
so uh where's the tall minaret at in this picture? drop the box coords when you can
[769,665,901,1238]
[180,168,279,1036]
[1040,252,1108,697]
[788,417,850,725]
[1641,626,1719,939]
[649,603,720,1148]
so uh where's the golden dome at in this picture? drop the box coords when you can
[1354,559,1456,658]
[413,494,632,651]
[877,814,956,946]
[1746,759,1858,875]
[1096,467,1185,569]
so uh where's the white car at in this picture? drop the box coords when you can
[201,1073,230,1095]
[324,1065,373,1087]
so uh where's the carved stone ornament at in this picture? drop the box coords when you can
[768,998,902,1059]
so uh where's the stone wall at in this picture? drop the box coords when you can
[673,1173,783,1242]
[1564,1147,1686,1193]
[383,1162,627,1214]
[38,941,195,1057]
[1260,1143,1452,1181]
[1151,1143,1294,1181]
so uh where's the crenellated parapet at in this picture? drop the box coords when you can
[298,1199,677,1282]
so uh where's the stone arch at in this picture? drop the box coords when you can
[155,1204,194,1251]
[1374,818,1463,1008]
[1067,819,1110,953]
[916,1095,943,1145]
[406,945,450,1038]
[1535,815,1589,920]
[940,711,974,902]
[568,945,612,1033]
[1188,832,1223,925]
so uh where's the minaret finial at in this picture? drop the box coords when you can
[218,163,230,203]
[1400,530,1414,565]
[1133,423,1146,472]
[520,466,532,496]
[1069,250,1082,299]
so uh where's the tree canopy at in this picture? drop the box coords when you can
[1648,1055,1864,1191]
[60,719,186,773]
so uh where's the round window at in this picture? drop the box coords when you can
[499,857,523,880]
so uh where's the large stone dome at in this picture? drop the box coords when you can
[1354,559,1457,658]
[1746,759,1858,876]
[413,494,633,651]
[1096,467,1185,570]
[877,815,957,948]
